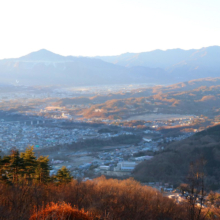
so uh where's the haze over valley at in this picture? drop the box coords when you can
[1,46,220,86]
[1,0,220,218]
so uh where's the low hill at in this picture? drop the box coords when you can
[133,125,220,190]
[80,77,220,119]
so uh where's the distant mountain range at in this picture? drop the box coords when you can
[97,46,220,68]
[0,46,220,86]
[0,49,167,86]
[97,46,220,81]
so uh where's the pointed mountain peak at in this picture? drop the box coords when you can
[18,49,69,62]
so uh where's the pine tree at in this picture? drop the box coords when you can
[0,155,10,184]
[56,166,72,183]
[8,150,24,183]
[35,156,50,183]
[20,146,37,183]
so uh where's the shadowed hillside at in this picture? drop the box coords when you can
[133,125,220,190]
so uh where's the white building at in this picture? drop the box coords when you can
[115,161,136,171]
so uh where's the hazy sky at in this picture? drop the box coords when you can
[0,0,220,58]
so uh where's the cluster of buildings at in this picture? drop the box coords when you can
[158,133,194,144]
[0,121,79,152]
[147,182,174,192]
[48,139,158,179]
[0,109,196,184]
[99,161,137,176]
[56,140,159,179]
[0,120,133,153]
[146,116,196,129]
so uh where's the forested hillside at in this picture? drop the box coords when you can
[0,146,219,219]
[133,125,220,190]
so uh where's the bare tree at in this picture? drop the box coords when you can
[187,158,207,220]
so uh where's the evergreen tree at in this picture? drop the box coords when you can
[35,156,50,183]
[20,146,37,183]
[0,147,72,185]
[56,166,72,183]
[0,155,10,184]
[8,150,24,183]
